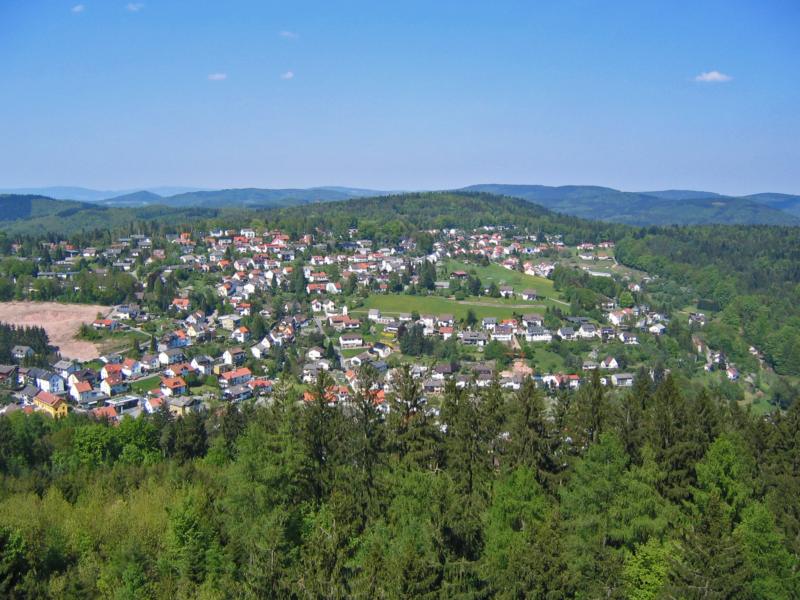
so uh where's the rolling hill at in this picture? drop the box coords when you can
[741,193,800,217]
[459,184,800,226]
[0,194,91,221]
[0,194,227,236]
[3,184,799,228]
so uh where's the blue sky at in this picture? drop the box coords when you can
[1,1,798,194]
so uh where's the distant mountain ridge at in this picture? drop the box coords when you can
[458,184,800,226]
[2,183,799,226]
[0,186,206,202]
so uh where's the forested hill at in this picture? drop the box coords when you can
[0,194,90,221]
[0,194,228,236]
[267,192,629,243]
[460,184,800,226]
[616,225,800,376]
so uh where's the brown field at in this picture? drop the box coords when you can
[0,301,110,361]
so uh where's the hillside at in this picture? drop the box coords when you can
[267,191,628,243]
[460,184,800,226]
[0,194,91,221]
[102,190,164,206]
[95,186,389,208]
[743,193,800,217]
[0,194,226,236]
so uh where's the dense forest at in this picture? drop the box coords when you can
[1,368,798,598]
[264,192,629,246]
[615,226,800,376]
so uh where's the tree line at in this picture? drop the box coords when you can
[0,368,798,598]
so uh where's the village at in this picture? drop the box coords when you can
[0,222,737,422]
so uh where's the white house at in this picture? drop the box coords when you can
[307,347,325,361]
[29,368,65,394]
[121,358,142,378]
[611,373,634,387]
[557,327,576,341]
[100,375,128,397]
[191,355,214,375]
[340,333,363,349]
[600,356,619,370]
[492,325,515,343]
[230,326,249,344]
[525,327,552,343]
[70,380,94,404]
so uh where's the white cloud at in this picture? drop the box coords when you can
[71,4,85,13]
[280,71,294,80]
[126,3,144,12]
[694,70,733,83]
[207,73,228,81]
[279,30,298,39]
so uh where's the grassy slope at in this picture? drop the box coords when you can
[443,259,559,298]
[356,294,547,321]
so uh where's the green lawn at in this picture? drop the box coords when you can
[356,294,527,321]
[131,375,161,394]
[528,345,566,373]
[443,259,561,300]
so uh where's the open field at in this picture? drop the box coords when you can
[443,259,562,301]
[0,301,109,361]
[356,294,543,321]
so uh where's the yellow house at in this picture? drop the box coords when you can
[33,391,69,418]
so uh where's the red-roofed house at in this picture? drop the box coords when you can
[220,367,252,387]
[70,380,93,403]
[160,376,188,397]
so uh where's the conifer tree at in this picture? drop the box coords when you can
[666,490,751,599]
[505,376,557,488]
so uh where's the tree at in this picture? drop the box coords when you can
[559,433,628,597]
[622,538,672,600]
[647,374,704,502]
[505,377,557,487]
[666,490,751,599]
[465,308,477,329]
[617,386,645,464]
[619,290,635,308]
[348,365,386,512]
[173,412,208,462]
[0,526,29,597]
[220,404,246,459]
[480,467,549,595]
[386,365,439,469]
[166,489,221,586]
[576,369,607,446]
[302,370,343,503]
[734,502,799,600]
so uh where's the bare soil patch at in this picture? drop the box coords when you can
[0,301,110,361]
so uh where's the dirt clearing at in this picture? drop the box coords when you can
[0,301,110,361]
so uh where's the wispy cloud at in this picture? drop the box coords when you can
[694,70,733,83]
[208,73,228,81]
[71,4,85,13]
[126,3,144,12]
[279,30,298,39]
[280,71,295,80]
